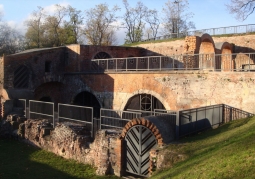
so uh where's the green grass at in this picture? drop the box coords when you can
[0,139,119,179]
[151,116,255,179]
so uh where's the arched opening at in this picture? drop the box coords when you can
[13,65,29,88]
[199,34,215,70]
[39,96,52,102]
[124,94,166,116]
[93,52,111,59]
[73,91,101,118]
[221,47,233,71]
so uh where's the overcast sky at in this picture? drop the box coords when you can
[0,0,254,45]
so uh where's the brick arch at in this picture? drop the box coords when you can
[215,42,233,71]
[120,89,170,111]
[71,88,102,107]
[199,33,215,54]
[93,51,112,59]
[120,117,163,146]
[34,82,64,104]
[215,42,233,54]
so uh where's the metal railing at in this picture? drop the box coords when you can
[138,24,255,43]
[58,103,94,137]
[178,104,254,138]
[100,108,142,130]
[29,100,55,127]
[90,53,255,72]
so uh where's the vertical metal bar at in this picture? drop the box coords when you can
[106,60,108,72]
[100,108,102,130]
[116,58,117,72]
[29,100,31,119]
[160,56,161,71]
[52,103,55,128]
[148,57,150,71]
[57,103,60,126]
[91,107,94,138]
[249,53,251,72]
[176,110,179,140]
[172,56,174,69]
[97,60,99,72]
[126,58,127,71]
[136,57,138,71]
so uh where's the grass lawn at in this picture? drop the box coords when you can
[0,139,119,179]
[151,116,255,179]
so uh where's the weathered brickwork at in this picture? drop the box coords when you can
[21,119,124,176]
[96,72,255,113]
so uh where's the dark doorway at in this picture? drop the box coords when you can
[39,96,52,102]
[73,91,101,118]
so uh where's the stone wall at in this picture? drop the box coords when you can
[0,116,124,176]
[135,34,255,56]
[73,71,255,114]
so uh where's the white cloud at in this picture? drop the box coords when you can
[43,2,70,14]
[6,20,27,34]
[0,4,4,17]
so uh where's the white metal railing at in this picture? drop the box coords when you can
[29,100,55,127]
[100,108,142,129]
[90,53,255,72]
[58,103,94,137]
[138,24,255,42]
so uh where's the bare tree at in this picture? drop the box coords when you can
[122,0,148,43]
[24,6,45,48]
[226,0,255,20]
[145,9,160,39]
[84,3,119,46]
[0,23,25,55]
[162,0,195,37]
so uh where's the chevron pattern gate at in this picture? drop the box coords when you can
[125,125,157,177]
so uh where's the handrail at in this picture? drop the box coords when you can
[134,24,255,43]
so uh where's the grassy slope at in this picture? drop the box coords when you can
[0,139,119,179]
[151,117,255,179]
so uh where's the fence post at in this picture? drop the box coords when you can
[175,110,180,140]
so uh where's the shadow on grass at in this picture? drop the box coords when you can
[0,139,118,179]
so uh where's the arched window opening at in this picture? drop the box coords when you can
[124,94,165,116]
[93,52,111,59]
[73,91,101,118]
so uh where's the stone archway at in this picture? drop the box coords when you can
[199,34,215,69]
[122,90,169,116]
[215,42,233,71]
[73,91,101,118]
[93,52,111,59]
